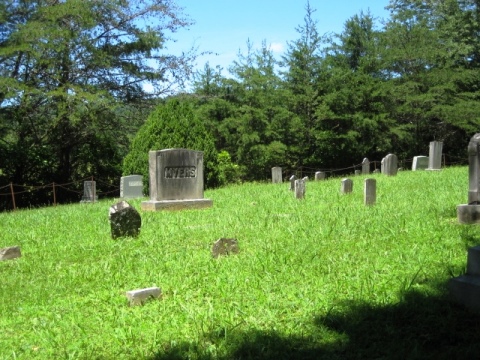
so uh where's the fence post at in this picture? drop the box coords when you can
[10,182,16,211]
[91,176,95,203]
[53,182,57,206]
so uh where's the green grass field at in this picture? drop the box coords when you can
[1,166,480,359]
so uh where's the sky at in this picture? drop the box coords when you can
[166,0,392,75]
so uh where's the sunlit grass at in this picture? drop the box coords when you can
[1,166,479,359]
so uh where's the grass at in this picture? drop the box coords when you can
[1,166,480,359]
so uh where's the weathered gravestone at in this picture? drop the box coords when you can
[362,158,370,175]
[341,178,353,194]
[81,181,97,202]
[212,238,239,258]
[427,141,443,170]
[289,175,296,191]
[412,156,429,171]
[125,287,161,306]
[109,201,141,239]
[295,179,306,199]
[449,246,480,313]
[315,171,326,181]
[272,167,282,183]
[355,170,361,176]
[457,133,480,224]
[382,154,398,176]
[0,246,21,261]
[120,175,143,199]
[364,178,376,206]
[141,149,213,211]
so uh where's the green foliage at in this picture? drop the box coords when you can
[216,150,244,186]
[123,98,218,189]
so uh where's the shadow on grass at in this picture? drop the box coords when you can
[151,286,480,360]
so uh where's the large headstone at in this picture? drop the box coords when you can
[412,156,429,171]
[141,149,213,211]
[457,133,480,224]
[362,158,370,175]
[382,154,398,176]
[427,141,443,170]
[81,181,97,202]
[109,201,141,239]
[120,175,143,199]
[272,167,282,183]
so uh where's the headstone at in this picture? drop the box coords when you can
[412,156,429,171]
[109,201,141,239]
[302,176,309,181]
[457,133,480,224]
[383,154,398,176]
[427,141,443,170]
[120,175,143,199]
[272,167,282,183]
[341,178,353,194]
[212,238,239,258]
[364,178,376,206]
[449,246,480,312]
[141,149,213,211]
[315,171,326,181]
[0,246,21,261]
[289,175,296,191]
[295,179,305,199]
[125,287,161,306]
[362,158,370,174]
[355,170,361,176]
[81,181,97,202]
[373,169,380,174]
[381,157,385,174]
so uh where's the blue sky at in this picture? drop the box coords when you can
[167,0,391,74]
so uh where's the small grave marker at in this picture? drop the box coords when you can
[272,167,282,183]
[412,156,428,171]
[212,238,239,258]
[81,181,97,202]
[341,178,353,194]
[289,175,296,191]
[364,178,376,206]
[315,171,325,181]
[120,175,143,198]
[0,246,21,261]
[427,141,443,170]
[109,201,141,239]
[125,287,161,306]
[362,158,370,174]
[295,179,306,199]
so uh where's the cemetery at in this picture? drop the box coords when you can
[1,141,480,359]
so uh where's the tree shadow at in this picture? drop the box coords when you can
[151,285,480,360]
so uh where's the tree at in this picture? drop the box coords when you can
[0,0,195,206]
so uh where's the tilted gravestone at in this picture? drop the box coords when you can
[457,133,480,224]
[81,181,97,202]
[212,238,239,258]
[141,149,213,211]
[412,156,429,171]
[109,201,141,239]
[341,178,353,194]
[427,141,443,170]
[289,175,296,191]
[382,154,398,176]
[120,175,143,199]
[272,167,282,183]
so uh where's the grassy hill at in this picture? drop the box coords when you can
[1,166,480,359]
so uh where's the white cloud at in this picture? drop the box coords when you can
[269,42,284,53]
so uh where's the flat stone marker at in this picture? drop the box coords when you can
[364,178,376,206]
[212,238,239,258]
[295,179,305,199]
[272,167,282,183]
[341,178,353,194]
[125,287,161,306]
[81,181,97,202]
[315,171,325,181]
[382,154,398,176]
[141,148,213,211]
[109,201,141,239]
[457,133,480,224]
[427,141,443,170]
[362,158,370,174]
[289,175,296,191]
[120,175,143,198]
[0,246,21,261]
[412,156,428,171]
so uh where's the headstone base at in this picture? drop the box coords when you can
[426,168,442,171]
[141,199,213,211]
[457,204,480,224]
[449,275,480,313]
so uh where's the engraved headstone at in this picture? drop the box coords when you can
[272,167,282,183]
[364,178,376,206]
[315,171,325,181]
[341,178,353,194]
[109,201,141,239]
[212,238,239,258]
[141,149,213,211]
[289,175,296,191]
[120,175,143,199]
[383,154,398,176]
[362,158,370,174]
[295,179,305,199]
[0,246,21,261]
[412,156,429,171]
[81,181,97,202]
[427,141,443,170]
[457,133,480,224]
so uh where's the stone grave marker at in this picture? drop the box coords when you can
[120,175,143,199]
[272,167,282,183]
[81,181,97,202]
[0,246,21,261]
[355,170,361,176]
[362,158,370,174]
[364,178,376,206]
[383,154,398,176]
[412,156,429,171]
[109,201,141,239]
[315,171,325,181]
[449,246,480,312]
[289,175,296,191]
[141,148,213,211]
[341,178,353,194]
[457,133,480,224]
[212,238,239,258]
[427,141,443,170]
[373,169,380,174]
[295,179,305,199]
[125,287,161,306]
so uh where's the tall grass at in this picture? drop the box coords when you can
[1,166,480,359]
